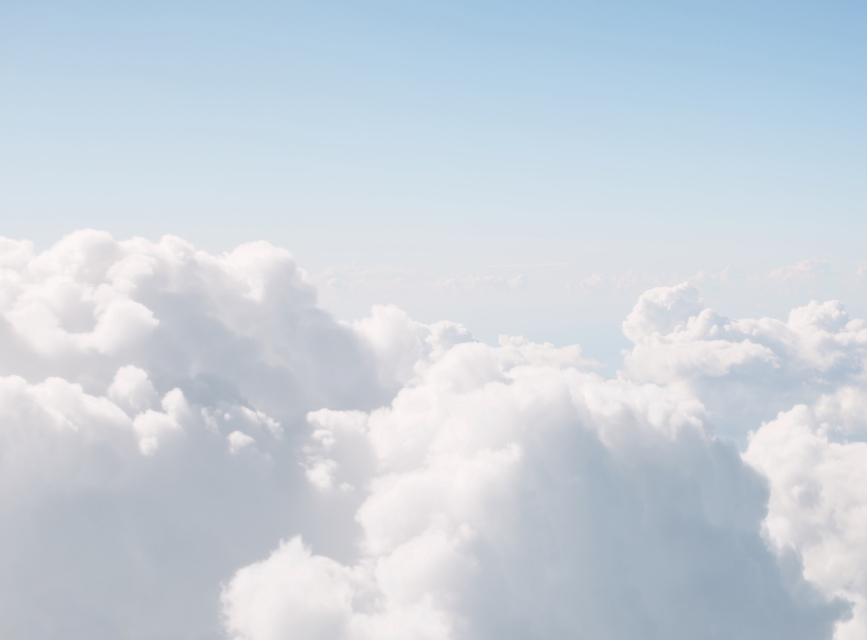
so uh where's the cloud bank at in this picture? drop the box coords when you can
[1,231,866,639]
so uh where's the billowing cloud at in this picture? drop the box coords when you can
[2,233,867,639]
[621,283,867,638]
[224,335,844,639]
[745,403,867,640]
[622,283,867,441]
[0,230,388,639]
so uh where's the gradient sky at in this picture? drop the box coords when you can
[2,0,866,360]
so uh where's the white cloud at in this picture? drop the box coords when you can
[617,283,867,638]
[225,334,843,639]
[228,430,256,455]
[744,397,867,640]
[108,365,159,413]
[351,304,475,390]
[0,230,389,639]
[3,232,867,640]
[621,283,867,441]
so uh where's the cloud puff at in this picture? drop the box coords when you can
[622,283,867,441]
[0,230,388,417]
[744,395,867,640]
[2,233,867,640]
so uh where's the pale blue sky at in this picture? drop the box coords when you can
[2,0,866,361]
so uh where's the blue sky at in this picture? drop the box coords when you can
[6,6,867,638]
[2,0,866,359]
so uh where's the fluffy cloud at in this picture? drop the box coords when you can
[0,230,388,639]
[2,233,867,640]
[622,283,867,441]
[745,403,867,640]
[223,333,844,640]
[620,283,867,638]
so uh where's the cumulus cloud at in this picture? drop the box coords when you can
[0,230,388,639]
[618,283,867,637]
[222,332,847,640]
[745,404,867,640]
[2,232,867,640]
[351,304,476,390]
[622,283,867,441]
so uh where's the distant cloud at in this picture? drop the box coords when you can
[571,269,653,294]
[768,258,833,284]
[314,264,530,301]
[436,273,527,295]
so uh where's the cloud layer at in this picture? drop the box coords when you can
[0,231,389,639]
[1,232,866,639]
